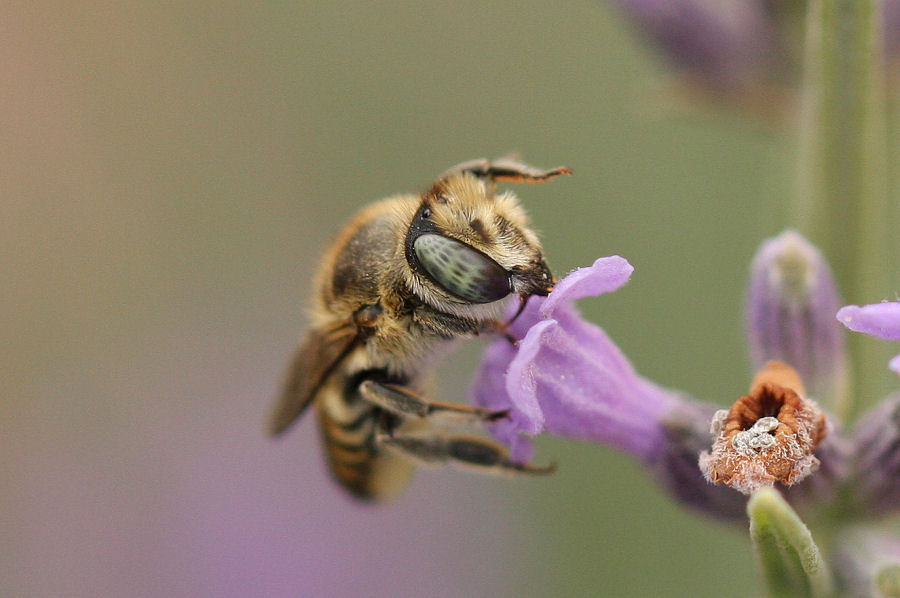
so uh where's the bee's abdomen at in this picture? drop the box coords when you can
[317,401,380,499]
[317,374,415,501]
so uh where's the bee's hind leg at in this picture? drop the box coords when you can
[375,431,555,475]
[359,380,508,424]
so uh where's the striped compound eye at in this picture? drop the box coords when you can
[412,234,512,303]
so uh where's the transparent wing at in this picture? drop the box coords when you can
[268,322,361,436]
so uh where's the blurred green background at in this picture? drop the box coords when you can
[2,2,797,596]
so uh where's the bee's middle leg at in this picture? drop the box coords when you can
[358,380,507,423]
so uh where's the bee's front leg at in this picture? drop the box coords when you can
[478,318,519,344]
[358,380,507,423]
[476,294,535,344]
[375,431,555,476]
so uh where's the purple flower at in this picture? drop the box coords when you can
[605,0,900,114]
[472,232,865,521]
[846,394,900,514]
[834,302,900,516]
[472,233,900,525]
[705,232,852,503]
[473,256,675,462]
[606,0,781,95]
[746,230,847,402]
[837,302,900,374]
[472,256,748,519]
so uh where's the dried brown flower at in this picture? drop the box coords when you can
[699,361,828,495]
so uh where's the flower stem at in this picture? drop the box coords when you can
[794,0,891,417]
[748,488,834,598]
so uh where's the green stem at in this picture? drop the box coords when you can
[748,489,834,598]
[794,0,890,418]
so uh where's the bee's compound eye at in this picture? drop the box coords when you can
[413,234,511,303]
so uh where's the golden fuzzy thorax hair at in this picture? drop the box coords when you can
[425,173,542,271]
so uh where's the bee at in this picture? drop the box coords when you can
[269,157,570,500]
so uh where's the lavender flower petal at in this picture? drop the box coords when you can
[473,256,635,462]
[474,338,536,463]
[539,255,634,317]
[838,302,900,376]
[746,230,846,402]
[473,256,688,463]
[510,315,757,520]
[837,303,900,341]
[507,314,678,460]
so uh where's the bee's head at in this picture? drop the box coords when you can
[404,172,554,305]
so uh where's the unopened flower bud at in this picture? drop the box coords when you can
[847,395,900,515]
[745,230,847,404]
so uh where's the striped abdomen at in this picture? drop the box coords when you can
[316,381,414,501]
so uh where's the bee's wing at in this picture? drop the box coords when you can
[268,323,361,436]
